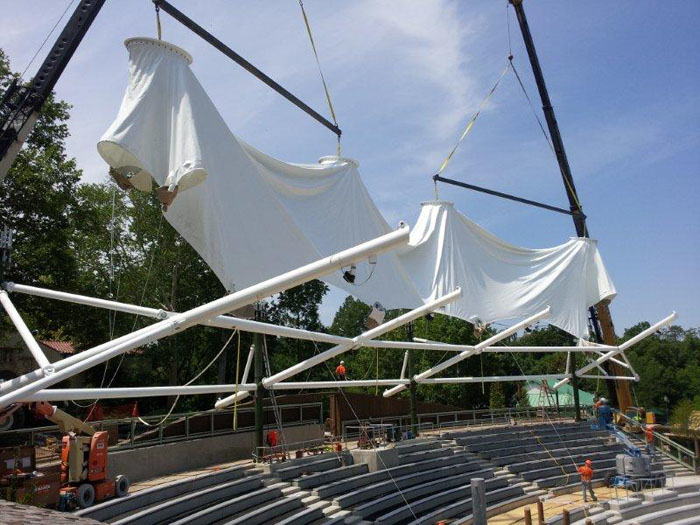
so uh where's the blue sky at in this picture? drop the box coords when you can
[1,1,698,333]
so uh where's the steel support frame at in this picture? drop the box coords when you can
[0,226,410,409]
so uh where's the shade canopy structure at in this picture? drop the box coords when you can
[99,37,615,340]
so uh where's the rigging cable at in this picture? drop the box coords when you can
[435,60,512,178]
[83,212,165,421]
[19,0,76,81]
[297,0,341,155]
[311,339,420,522]
[137,329,238,427]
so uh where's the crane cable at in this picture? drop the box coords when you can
[297,0,341,155]
[433,60,512,201]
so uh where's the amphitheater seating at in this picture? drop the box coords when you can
[72,421,696,525]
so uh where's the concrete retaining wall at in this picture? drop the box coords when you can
[108,423,323,482]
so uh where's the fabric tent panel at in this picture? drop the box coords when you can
[98,37,617,339]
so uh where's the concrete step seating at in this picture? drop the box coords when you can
[293,463,369,490]
[169,484,284,525]
[370,472,506,525]
[501,444,623,470]
[333,460,487,509]
[313,452,474,500]
[276,453,348,481]
[443,422,585,442]
[275,504,326,525]
[398,446,455,465]
[616,491,700,524]
[222,493,304,525]
[520,457,617,483]
[394,439,443,455]
[351,468,495,520]
[74,465,248,523]
[474,434,611,461]
[534,465,616,489]
[459,428,608,455]
[113,476,264,525]
[409,481,526,524]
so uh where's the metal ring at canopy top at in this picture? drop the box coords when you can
[124,36,193,64]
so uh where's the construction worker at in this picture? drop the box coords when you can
[645,425,656,457]
[597,398,612,429]
[336,361,346,380]
[578,459,598,502]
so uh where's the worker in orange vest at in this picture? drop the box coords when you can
[578,459,598,502]
[266,430,278,450]
[645,426,655,457]
[336,361,346,380]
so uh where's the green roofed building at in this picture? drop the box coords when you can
[525,380,595,407]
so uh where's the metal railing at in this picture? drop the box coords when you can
[340,405,586,439]
[0,402,323,462]
[613,409,698,474]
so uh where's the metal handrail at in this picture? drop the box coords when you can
[0,401,324,459]
[340,405,580,438]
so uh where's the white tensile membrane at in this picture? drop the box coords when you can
[98,37,615,340]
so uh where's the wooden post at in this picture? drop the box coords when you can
[562,509,570,525]
[537,500,545,524]
[524,507,532,525]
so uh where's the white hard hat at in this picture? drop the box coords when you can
[340,361,345,364]
[600,397,608,404]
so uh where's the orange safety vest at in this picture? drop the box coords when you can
[336,364,346,377]
[578,465,593,482]
[266,430,278,447]
[646,428,654,443]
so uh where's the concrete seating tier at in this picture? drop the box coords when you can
[275,505,325,525]
[222,492,304,525]
[358,468,495,524]
[616,491,700,524]
[448,484,535,525]
[534,465,616,489]
[398,446,455,465]
[410,480,526,524]
[442,422,584,441]
[74,465,247,522]
[333,460,487,509]
[443,423,590,444]
[276,453,349,481]
[169,485,284,525]
[500,444,623,470]
[374,476,508,525]
[313,452,474,500]
[458,428,608,454]
[113,476,263,525]
[519,457,617,482]
[293,463,369,489]
[394,440,443,455]
[474,434,610,460]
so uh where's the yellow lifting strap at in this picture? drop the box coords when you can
[298,0,341,155]
[436,61,512,176]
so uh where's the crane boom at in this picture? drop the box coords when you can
[509,0,633,412]
[0,0,106,181]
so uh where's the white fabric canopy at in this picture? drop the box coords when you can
[98,37,615,339]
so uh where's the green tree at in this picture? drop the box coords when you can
[0,49,82,339]
[489,382,506,409]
